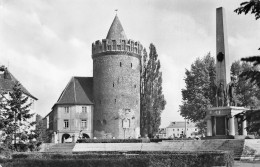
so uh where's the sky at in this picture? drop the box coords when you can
[0,0,260,128]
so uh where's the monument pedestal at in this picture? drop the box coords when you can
[205,106,248,138]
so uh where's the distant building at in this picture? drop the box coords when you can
[0,66,37,141]
[156,128,167,138]
[165,121,198,138]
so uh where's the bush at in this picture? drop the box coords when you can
[10,150,234,167]
[77,138,143,143]
[0,144,12,159]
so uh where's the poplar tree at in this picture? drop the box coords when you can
[140,44,166,137]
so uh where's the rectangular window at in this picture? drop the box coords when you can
[177,129,179,131]
[64,119,69,128]
[81,120,87,128]
[65,107,70,113]
[46,116,49,129]
[82,106,87,113]
[112,40,116,50]
[173,129,174,131]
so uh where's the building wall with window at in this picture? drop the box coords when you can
[52,105,93,143]
[44,15,143,141]
[92,15,142,139]
[43,77,94,143]
[165,121,198,138]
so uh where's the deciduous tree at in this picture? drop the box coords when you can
[180,54,260,134]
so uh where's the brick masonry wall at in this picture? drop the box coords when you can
[93,54,140,139]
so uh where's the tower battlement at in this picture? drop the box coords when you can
[92,39,143,58]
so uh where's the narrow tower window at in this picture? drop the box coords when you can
[120,62,122,67]
[113,82,114,87]
[115,99,117,103]
[131,63,133,68]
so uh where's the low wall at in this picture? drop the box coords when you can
[241,139,260,160]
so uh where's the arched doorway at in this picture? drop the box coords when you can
[82,133,90,139]
[61,133,70,143]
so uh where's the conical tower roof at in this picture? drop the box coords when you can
[106,15,127,40]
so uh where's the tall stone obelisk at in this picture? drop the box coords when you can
[206,7,247,138]
[216,7,230,91]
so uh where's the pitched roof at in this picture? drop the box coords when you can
[54,77,93,106]
[0,67,37,100]
[167,121,196,128]
[106,15,127,40]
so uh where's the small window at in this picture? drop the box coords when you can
[177,129,179,131]
[173,129,174,131]
[113,82,114,87]
[65,107,70,113]
[112,40,116,50]
[82,106,87,113]
[46,116,49,129]
[115,99,116,103]
[64,119,69,128]
[81,120,87,128]
[195,129,197,131]
[134,85,136,88]
[131,63,133,68]
[120,62,122,67]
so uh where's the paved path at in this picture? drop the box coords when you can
[235,161,260,167]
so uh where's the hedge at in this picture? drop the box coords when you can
[76,138,177,143]
[4,150,234,167]
[77,138,143,143]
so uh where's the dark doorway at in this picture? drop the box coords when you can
[82,133,90,139]
[216,116,226,135]
[61,133,70,143]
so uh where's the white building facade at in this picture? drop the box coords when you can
[165,121,198,138]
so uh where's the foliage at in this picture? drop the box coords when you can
[0,144,12,159]
[234,0,260,20]
[237,56,260,134]
[231,61,260,108]
[235,0,260,89]
[180,54,260,134]
[140,44,166,137]
[179,53,215,134]
[34,114,51,143]
[6,151,234,167]
[239,56,260,89]
[0,81,35,150]
[77,138,143,143]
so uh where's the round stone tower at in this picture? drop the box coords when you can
[92,15,143,139]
